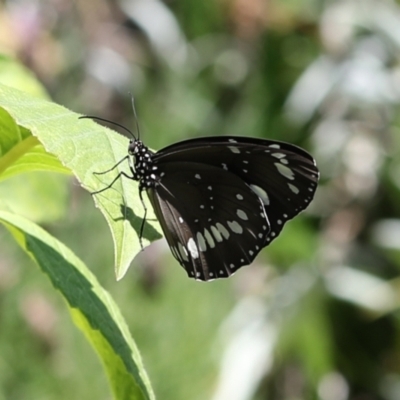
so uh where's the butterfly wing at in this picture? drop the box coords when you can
[154,136,319,244]
[146,162,270,281]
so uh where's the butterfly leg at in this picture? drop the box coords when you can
[138,187,147,249]
[91,171,136,195]
[93,156,130,176]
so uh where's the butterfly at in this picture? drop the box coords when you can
[86,116,319,281]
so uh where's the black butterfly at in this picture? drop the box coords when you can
[87,117,319,281]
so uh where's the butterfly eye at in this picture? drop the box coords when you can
[127,140,137,154]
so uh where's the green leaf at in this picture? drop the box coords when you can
[0,108,71,181]
[0,83,162,279]
[0,209,155,400]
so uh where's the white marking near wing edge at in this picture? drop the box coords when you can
[272,152,286,159]
[196,232,207,251]
[187,238,199,259]
[228,146,240,154]
[177,243,189,262]
[250,184,270,206]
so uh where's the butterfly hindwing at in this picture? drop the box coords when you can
[147,162,270,281]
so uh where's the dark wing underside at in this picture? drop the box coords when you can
[154,136,319,245]
[147,162,270,281]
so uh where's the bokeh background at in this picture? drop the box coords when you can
[2,0,400,399]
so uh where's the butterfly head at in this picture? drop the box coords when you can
[128,138,142,155]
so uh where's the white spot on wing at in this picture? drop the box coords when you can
[275,163,295,180]
[272,153,286,159]
[236,209,248,220]
[216,223,230,239]
[204,228,216,248]
[187,238,199,259]
[178,243,189,261]
[196,232,207,251]
[210,225,223,242]
[228,146,240,154]
[288,183,300,194]
[250,184,270,206]
[227,220,243,234]
[195,174,201,179]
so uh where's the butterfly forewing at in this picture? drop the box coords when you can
[153,137,318,246]
[147,162,271,281]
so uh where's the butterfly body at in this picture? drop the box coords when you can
[118,135,319,281]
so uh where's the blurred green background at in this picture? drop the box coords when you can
[2,0,400,399]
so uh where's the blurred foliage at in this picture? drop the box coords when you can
[1,0,400,399]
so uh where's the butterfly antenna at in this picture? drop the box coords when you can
[129,92,141,140]
[79,115,136,139]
